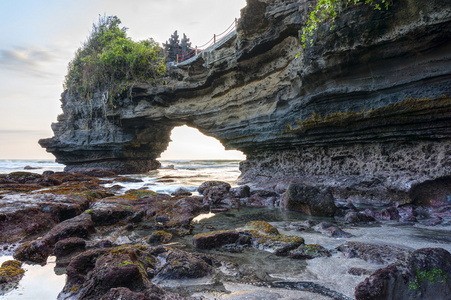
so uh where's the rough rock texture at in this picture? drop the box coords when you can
[60,245,168,299]
[40,0,451,204]
[282,183,336,217]
[337,242,411,265]
[355,248,451,300]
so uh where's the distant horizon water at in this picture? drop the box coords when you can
[0,159,245,194]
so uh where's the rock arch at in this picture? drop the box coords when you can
[40,0,451,204]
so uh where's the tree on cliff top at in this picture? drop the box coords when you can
[64,15,166,104]
[300,0,391,50]
[164,30,180,62]
[164,31,194,62]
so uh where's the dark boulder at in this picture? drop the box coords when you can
[156,249,213,279]
[198,181,231,195]
[61,245,165,299]
[13,240,50,264]
[229,185,251,198]
[42,213,95,245]
[282,183,336,217]
[344,212,376,224]
[147,231,172,245]
[355,248,451,300]
[290,244,331,259]
[193,230,240,249]
[337,242,411,265]
[379,207,400,221]
[313,222,353,238]
[409,176,451,207]
[54,237,86,259]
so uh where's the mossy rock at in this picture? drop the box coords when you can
[290,244,331,259]
[147,231,173,245]
[0,260,25,285]
[193,230,240,249]
[0,260,24,276]
[244,221,280,235]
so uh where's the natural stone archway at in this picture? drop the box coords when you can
[160,126,246,160]
[40,0,451,204]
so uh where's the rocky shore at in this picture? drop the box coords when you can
[1,169,450,299]
[15,0,451,298]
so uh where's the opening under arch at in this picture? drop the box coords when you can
[159,125,246,160]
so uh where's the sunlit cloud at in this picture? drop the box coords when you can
[1,47,54,66]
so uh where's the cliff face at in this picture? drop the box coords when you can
[40,0,451,204]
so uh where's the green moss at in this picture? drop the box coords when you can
[408,267,447,290]
[244,221,280,235]
[0,261,25,278]
[118,260,133,267]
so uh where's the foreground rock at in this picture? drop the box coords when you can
[355,248,451,300]
[193,221,305,257]
[0,171,111,244]
[0,260,25,294]
[14,213,95,263]
[59,245,214,299]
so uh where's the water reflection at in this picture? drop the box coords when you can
[0,256,66,300]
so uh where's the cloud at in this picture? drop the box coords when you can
[0,46,62,77]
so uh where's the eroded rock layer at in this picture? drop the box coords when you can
[40,0,451,204]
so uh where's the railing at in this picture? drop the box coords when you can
[176,18,238,64]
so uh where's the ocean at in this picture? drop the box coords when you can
[0,159,243,194]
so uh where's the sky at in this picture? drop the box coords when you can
[0,0,246,160]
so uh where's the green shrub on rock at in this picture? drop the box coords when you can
[64,15,166,104]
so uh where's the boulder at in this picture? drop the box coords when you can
[54,237,86,259]
[42,213,95,245]
[379,207,400,221]
[313,222,353,238]
[147,231,172,245]
[344,212,376,224]
[355,248,451,300]
[193,230,240,250]
[241,221,304,256]
[290,244,331,259]
[13,240,50,264]
[282,183,336,217]
[337,242,411,265]
[0,260,25,284]
[61,245,166,299]
[198,181,231,195]
[156,249,213,280]
[229,185,251,198]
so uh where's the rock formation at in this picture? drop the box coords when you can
[40,0,451,204]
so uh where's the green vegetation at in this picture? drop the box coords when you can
[64,15,166,104]
[408,267,447,290]
[300,0,391,50]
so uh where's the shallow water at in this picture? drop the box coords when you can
[1,208,451,299]
[1,160,451,299]
[0,256,66,300]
